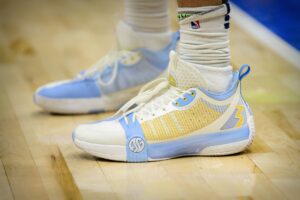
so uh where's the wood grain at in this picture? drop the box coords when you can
[0,0,299,199]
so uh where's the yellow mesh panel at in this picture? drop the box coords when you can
[141,122,152,139]
[142,99,222,141]
[151,118,166,140]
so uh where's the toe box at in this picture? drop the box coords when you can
[73,120,126,146]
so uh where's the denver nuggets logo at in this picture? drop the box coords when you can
[129,137,145,153]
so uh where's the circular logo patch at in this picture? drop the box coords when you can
[128,137,145,153]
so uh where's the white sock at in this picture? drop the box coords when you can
[124,0,170,33]
[116,21,172,51]
[177,3,232,92]
[119,0,172,51]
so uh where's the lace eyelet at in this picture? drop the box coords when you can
[183,97,187,101]
[191,92,195,96]
[175,102,179,106]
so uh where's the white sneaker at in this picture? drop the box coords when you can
[34,22,179,114]
[72,52,255,162]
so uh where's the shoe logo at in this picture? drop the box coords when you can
[129,137,145,153]
[235,105,244,128]
[191,20,200,29]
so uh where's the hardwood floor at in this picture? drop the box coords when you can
[0,1,299,199]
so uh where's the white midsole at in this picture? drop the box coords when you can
[73,138,127,161]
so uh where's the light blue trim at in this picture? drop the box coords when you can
[119,113,148,162]
[148,125,249,159]
[37,78,101,99]
[200,72,239,101]
[173,90,196,107]
[238,64,251,114]
[239,64,251,81]
[200,64,251,101]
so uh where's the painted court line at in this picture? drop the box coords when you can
[231,3,300,69]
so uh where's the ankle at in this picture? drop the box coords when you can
[124,0,170,33]
[117,21,172,51]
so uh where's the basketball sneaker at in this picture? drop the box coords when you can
[34,22,179,114]
[72,52,255,162]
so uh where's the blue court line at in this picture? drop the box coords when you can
[231,0,300,51]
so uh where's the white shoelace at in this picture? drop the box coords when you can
[78,49,136,86]
[113,78,194,124]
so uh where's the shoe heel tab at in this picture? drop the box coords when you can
[239,64,251,81]
[238,64,251,106]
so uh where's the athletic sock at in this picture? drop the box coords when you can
[124,0,170,33]
[121,0,172,51]
[116,21,172,51]
[177,3,232,92]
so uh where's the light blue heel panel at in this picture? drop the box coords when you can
[148,125,250,160]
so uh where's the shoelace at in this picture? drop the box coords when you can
[78,49,136,86]
[113,78,194,125]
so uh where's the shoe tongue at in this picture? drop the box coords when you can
[168,51,207,89]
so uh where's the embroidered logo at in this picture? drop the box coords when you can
[129,137,145,153]
[191,20,200,29]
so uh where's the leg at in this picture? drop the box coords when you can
[124,0,170,33]
[175,0,232,92]
[119,0,173,51]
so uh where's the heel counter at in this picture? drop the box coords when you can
[221,64,253,130]
[238,64,253,118]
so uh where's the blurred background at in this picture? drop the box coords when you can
[0,1,299,200]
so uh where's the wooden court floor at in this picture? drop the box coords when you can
[0,1,300,199]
